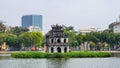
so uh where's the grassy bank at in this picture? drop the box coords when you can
[11,51,111,58]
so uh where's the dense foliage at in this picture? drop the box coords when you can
[6,26,29,36]
[0,32,42,51]
[81,32,120,50]
[0,22,6,32]
[63,26,78,47]
[0,33,21,50]
[11,51,111,58]
[0,23,43,51]
[19,32,42,47]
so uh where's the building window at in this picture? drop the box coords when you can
[64,47,67,53]
[51,39,54,43]
[51,47,54,53]
[64,39,66,43]
[57,47,61,53]
[57,39,61,43]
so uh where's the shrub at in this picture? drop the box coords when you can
[11,51,111,58]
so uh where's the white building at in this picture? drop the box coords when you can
[28,26,41,32]
[113,22,120,33]
[79,28,97,34]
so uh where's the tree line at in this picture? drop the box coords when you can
[63,26,120,50]
[0,22,42,51]
[1,21,120,51]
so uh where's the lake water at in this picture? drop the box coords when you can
[0,53,120,68]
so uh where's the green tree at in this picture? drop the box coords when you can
[63,25,74,31]
[0,22,6,33]
[76,34,84,45]
[106,33,116,50]
[115,33,120,45]
[19,32,31,47]
[100,32,108,43]
[85,32,100,43]
[6,26,29,36]
[30,32,42,47]
[4,34,21,50]
[71,41,79,47]
[19,32,42,49]
[108,22,114,32]
[0,33,6,45]
[97,42,103,51]
[89,41,95,51]
[63,26,78,47]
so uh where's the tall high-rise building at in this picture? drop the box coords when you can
[22,15,42,31]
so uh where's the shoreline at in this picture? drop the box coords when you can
[0,51,119,54]
[11,51,111,58]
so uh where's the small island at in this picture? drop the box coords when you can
[11,51,111,58]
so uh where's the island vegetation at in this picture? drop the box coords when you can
[11,51,111,58]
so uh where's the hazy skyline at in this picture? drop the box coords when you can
[0,0,120,33]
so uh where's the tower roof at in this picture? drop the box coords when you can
[51,24,63,31]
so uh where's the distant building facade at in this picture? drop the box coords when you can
[79,28,104,34]
[113,22,120,33]
[22,15,42,31]
[46,24,69,53]
[79,28,97,34]
[109,16,120,33]
[28,26,41,32]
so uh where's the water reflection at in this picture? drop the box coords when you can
[0,54,11,60]
[111,53,120,57]
[46,58,69,68]
[0,53,120,68]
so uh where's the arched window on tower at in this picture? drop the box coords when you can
[51,39,54,43]
[57,38,61,43]
[51,47,54,53]
[64,38,66,43]
[64,47,67,53]
[57,47,61,53]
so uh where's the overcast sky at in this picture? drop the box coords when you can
[0,0,120,33]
